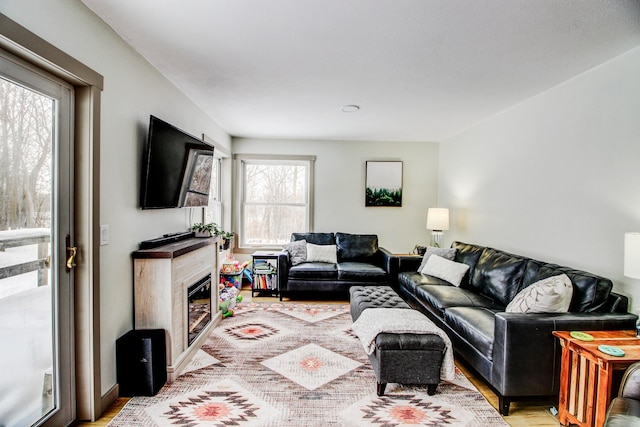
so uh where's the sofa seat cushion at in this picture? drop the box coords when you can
[338,262,387,281]
[444,306,497,360]
[415,284,503,318]
[288,262,338,280]
[398,271,450,295]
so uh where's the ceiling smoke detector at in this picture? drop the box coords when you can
[341,105,360,113]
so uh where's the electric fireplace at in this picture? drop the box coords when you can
[187,274,212,345]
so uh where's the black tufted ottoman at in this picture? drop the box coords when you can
[349,286,446,396]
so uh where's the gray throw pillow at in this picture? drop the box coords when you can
[283,239,307,265]
[418,246,457,272]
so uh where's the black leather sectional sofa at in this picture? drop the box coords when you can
[278,232,394,298]
[394,241,636,415]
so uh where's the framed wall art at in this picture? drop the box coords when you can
[365,161,403,207]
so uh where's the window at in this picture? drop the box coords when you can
[237,155,315,248]
[204,156,222,225]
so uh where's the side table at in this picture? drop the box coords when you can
[553,330,640,427]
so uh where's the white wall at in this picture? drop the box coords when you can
[1,0,231,395]
[233,138,439,254]
[439,46,640,312]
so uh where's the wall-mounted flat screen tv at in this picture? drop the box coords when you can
[140,115,214,209]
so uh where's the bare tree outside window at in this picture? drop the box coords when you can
[241,159,311,246]
[0,78,52,230]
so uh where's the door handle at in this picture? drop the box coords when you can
[66,246,77,271]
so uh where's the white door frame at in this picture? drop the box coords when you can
[0,13,105,422]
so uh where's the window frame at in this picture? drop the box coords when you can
[235,154,315,251]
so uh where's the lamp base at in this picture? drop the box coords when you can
[430,231,443,248]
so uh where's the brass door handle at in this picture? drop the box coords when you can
[66,246,77,271]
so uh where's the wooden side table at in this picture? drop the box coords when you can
[553,330,640,427]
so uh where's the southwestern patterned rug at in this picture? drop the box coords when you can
[108,302,508,426]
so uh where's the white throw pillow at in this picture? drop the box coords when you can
[421,254,469,286]
[506,274,573,313]
[306,243,337,263]
[417,246,457,272]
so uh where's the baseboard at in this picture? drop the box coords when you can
[101,383,119,416]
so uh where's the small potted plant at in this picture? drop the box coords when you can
[190,222,219,238]
[220,231,235,250]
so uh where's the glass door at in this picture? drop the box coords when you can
[0,52,74,426]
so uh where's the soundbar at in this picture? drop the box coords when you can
[138,231,194,250]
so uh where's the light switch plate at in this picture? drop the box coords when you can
[100,224,109,246]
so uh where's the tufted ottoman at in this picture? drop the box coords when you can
[349,286,447,396]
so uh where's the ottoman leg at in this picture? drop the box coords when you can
[427,384,437,396]
[377,382,387,396]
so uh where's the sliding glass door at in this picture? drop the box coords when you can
[0,51,74,427]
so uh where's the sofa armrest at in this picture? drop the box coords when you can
[398,255,422,272]
[277,250,290,292]
[376,247,397,276]
[491,312,637,397]
[620,362,640,400]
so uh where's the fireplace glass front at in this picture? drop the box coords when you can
[187,274,212,345]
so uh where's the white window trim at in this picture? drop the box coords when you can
[234,153,315,252]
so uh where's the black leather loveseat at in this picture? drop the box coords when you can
[394,241,636,416]
[278,232,394,299]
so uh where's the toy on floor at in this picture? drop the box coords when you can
[219,282,243,318]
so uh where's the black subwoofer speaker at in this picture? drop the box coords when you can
[116,329,167,396]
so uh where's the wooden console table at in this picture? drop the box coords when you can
[553,330,640,427]
[132,237,220,381]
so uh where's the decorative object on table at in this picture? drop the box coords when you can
[570,331,594,341]
[598,345,625,357]
[107,303,509,427]
[365,160,403,207]
[412,244,426,255]
[426,207,449,247]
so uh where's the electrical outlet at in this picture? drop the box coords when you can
[100,224,109,246]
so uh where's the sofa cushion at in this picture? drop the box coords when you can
[292,232,335,246]
[288,262,338,280]
[306,243,337,263]
[506,274,573,313]
[420,255,469,286]
[283,239,307,266]
[451,242,485,287]
[471,248,526,306]
[336,232,378,262]
[338,262,387,281]
[444,306,497,360]
[414,284,503,318]
[523,260,613,313]
[398,271,451,295]
[418,246,457,271]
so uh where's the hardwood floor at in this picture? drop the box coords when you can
[78,291,561,427]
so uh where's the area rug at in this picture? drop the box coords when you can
[108,302,508,426]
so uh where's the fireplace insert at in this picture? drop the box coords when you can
[187,274,212,345]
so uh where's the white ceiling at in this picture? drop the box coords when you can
[81,0,640,142]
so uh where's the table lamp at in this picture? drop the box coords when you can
[426,208,449,248]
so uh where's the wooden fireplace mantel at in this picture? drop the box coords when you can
[132,237,220,382]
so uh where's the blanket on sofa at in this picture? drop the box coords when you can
[351,308,455,380]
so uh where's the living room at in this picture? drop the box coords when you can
[1,0,640,425]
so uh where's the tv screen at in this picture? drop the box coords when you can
[140,116,214,209]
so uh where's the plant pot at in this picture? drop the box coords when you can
[194,230,211,238]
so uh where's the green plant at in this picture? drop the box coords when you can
[190,222,220,235]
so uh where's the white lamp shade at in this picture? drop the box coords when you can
[426,208,449,231]
[624,232,640,279]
